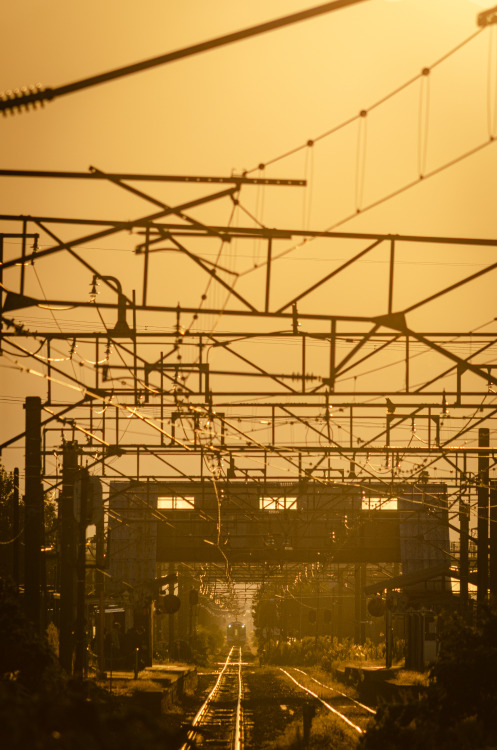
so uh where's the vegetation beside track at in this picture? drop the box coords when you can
[0,578,188,749]
[258,634,387,671]
[3,555,497,750]
[359,607,497,750]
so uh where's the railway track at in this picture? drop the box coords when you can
[182,646,244,749]
[279,666,376,736]
[181,654,376,748]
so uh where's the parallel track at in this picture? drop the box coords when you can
[279,666,376,735]
[182,656,375,747]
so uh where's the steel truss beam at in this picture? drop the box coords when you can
[2,173,496,589]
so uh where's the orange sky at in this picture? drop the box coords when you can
[2,0,497,474]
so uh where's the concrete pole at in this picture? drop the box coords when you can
[24,396,43,632]
[459,495,469,610]
[490,480,497,603]
[12,467,20,590]
[59,441,79,674]
[477,428,489,611]
[73,467,88,678]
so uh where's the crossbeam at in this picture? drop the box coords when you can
[0,168,305,187]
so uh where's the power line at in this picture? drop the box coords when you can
[247,26,484,174]
[0,0,371,114]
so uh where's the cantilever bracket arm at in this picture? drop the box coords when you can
[206,333,298,393]
[404,329,497,389]
[0,186,239,271]
[0,168,305,187]
[168,235,258,312]
[89,165,232,242]
[276,238,383,314]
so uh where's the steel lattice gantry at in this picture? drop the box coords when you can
[1,170,496,594]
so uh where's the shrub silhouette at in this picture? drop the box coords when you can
[360,607,497,750]
[0,577,59,690]
[0,578,188,749]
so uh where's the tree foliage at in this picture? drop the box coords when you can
[360,607,497,750]
[0,577,59,690]
[0,579,188,749]
[0,465,17,578]
[0,464,15,537]
[260,634,385,670]
[0,461,58,578]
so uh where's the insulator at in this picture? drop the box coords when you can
[0,83,53,114]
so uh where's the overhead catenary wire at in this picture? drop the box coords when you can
[417,68,431,178]
[0,1,373,114]
[1,342,193,451]
[247,26,484,174]
[1,10,492,592]
[238,25,489,275]
[4,330,463,518]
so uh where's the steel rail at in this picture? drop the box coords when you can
[234,649,243,750]
[292,667,376,715]
[279,667,364,734]
[181,647,234,749]
[182,646,243,750]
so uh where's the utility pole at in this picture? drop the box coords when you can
[73,467,89,678]
[360,564,367,643]
[24,396,43,631]
[59,441,79,674]
[12,467,20,591]
[459,494,469,611]
[354,564,360,643]
[94,479,106,678]
[354,563,367,644]
[385,605,393,669]
[477,428,489,612]
[490,480,497,603]
[168,563,175,661]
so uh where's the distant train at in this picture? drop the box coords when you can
[226,621,247,647]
